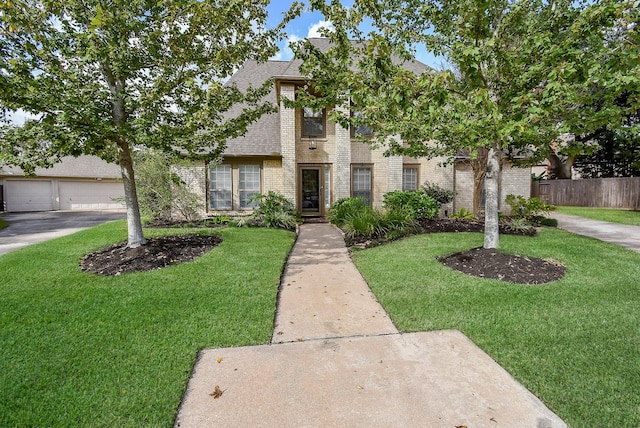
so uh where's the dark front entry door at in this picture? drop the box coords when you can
[301,167,322,215]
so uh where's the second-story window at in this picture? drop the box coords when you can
[351,110,373,138]
[302,107,325,138]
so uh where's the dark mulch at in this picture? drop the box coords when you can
[418,218,537,236]
[80,234,222,276]
[439,247,566,284]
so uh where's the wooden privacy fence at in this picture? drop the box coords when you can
[532,177,640,209]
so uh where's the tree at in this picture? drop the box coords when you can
[294,0,639,248]
[0,0,301,247]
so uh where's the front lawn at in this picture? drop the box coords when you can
[0,221,295,427]
[352,229,640,427]
[555,206,640,226]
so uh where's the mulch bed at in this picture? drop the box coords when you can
[79,217,565,284]
[80,234,222,276]
[439,247,566,285]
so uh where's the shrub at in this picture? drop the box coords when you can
[134,150,203,222]
[421,181,455,206]
[383,190,439,220]
[450,208,476,220]
[506,217,533,233]
[537,216,559,227]
[328,197,368,226]
[341,206,387,238]
[505,194,554,220]
[246,191,299,231]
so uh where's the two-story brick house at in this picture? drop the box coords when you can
[179,38,530,217]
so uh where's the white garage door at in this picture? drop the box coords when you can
[5,180,54,212]
[59,181,125,210]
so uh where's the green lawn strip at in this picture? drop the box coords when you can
[352,229,640,427]
[0,221,295,427]
[555,206,640,226]
[0,218,8,229]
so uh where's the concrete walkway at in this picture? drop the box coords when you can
[552,213,640,253]
[175,223,566,428]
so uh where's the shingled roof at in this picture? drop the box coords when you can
[222,38,429,157]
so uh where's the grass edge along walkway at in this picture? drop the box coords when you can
[352,228,640,427]
[555,206,640,226]
[0,221,295,427]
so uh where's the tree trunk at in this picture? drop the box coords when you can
[103,65,146,248]
[470,148,489,216]
[484,146,500,249]
[118,140,147,248]
[548,151,574,179]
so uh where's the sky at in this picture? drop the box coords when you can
[265,0,444,68]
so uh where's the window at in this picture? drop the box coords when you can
[210,164,232,209]
[402,167,419,190]
[209,163,261,210]
[351,110,373,138]
[302,107,325,137]
[352,166,372,205]
[239,164,261,209]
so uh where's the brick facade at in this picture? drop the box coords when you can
[179,72,531,217]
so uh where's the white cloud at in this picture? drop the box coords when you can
[5,109,40,125]
[308,20,334,38]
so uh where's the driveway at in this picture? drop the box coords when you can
[552,212,640,253]
[0,210,126,256]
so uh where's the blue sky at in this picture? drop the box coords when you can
[265,1,445,69]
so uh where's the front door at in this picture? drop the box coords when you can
[300,167,323,216]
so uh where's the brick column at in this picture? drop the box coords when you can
[334,102,351,200]
[279,84,297,203]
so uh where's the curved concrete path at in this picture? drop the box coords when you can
[552,212,640,253]
[175,223,566,428]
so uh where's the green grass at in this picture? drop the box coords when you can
[0,218,8,229]
[352,229,640,427]
[0,221,295,427]
[555,206,640,226]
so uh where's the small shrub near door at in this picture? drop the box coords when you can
[245,191,299,231]
[382,190,439,221]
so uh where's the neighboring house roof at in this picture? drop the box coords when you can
[0,155,121,179]
[222,38,430,158]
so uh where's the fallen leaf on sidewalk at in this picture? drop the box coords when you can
[217,357,223,363]
[297,338,303,342]
[210,386,223,399]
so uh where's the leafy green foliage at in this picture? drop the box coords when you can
[421,181,455,206]
[0,219,8,230]
[245,191,299,231]
[505,194,553,221]
[505,217,533,233]
[382,190,439,220]
[0,0,302,246]
[297,0,639,248]
[135,150,202,222]
[327,197,369,226]
[450,208,476,220]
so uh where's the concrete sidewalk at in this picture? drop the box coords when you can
[552,213,640,253]
[175,224,566,428]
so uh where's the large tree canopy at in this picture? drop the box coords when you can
[0,0,301,246]
[294,0,639,248]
